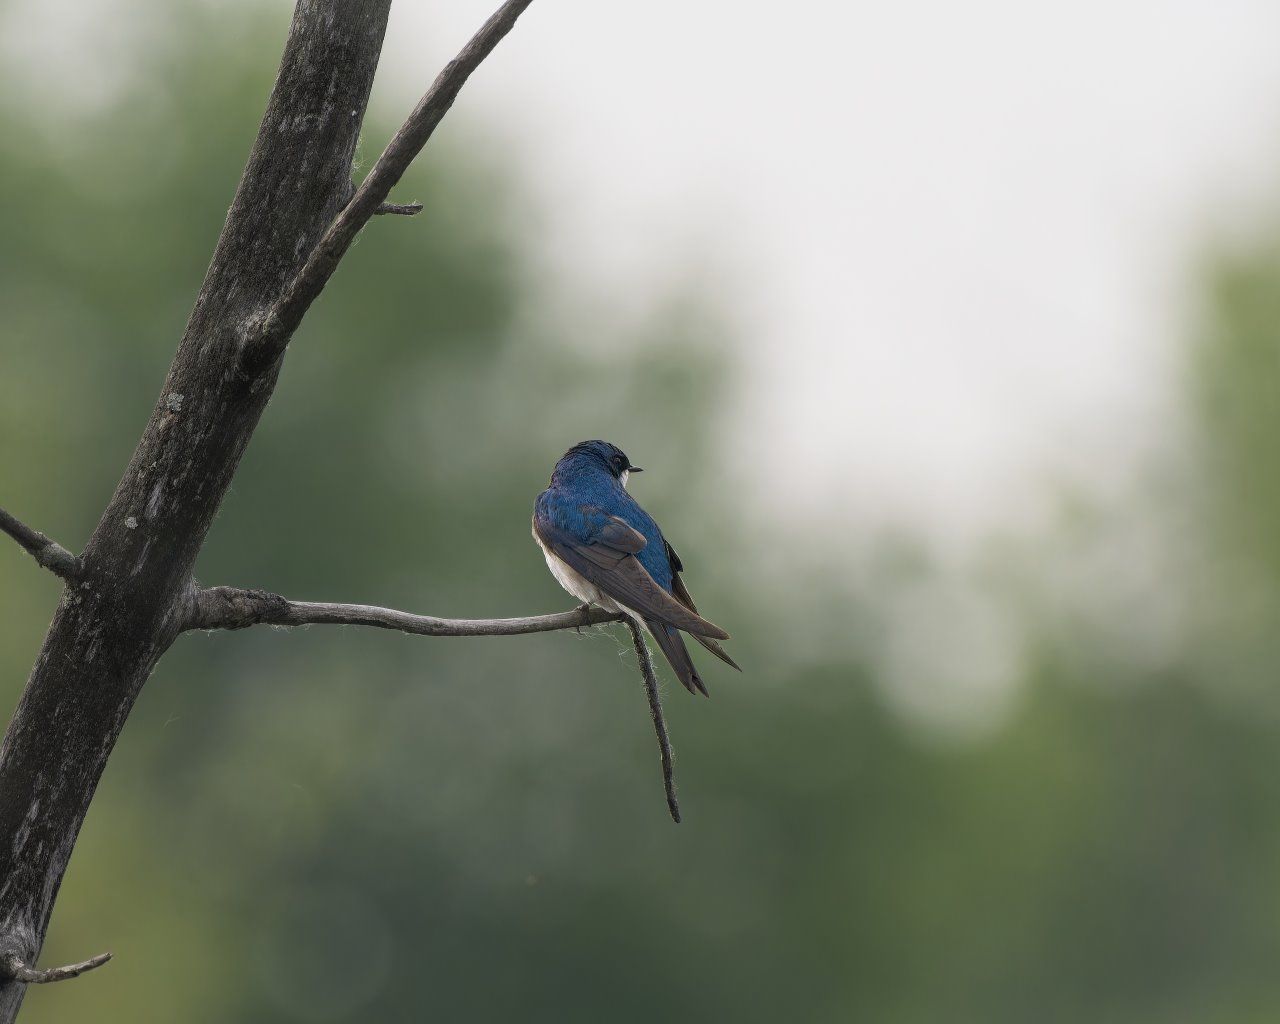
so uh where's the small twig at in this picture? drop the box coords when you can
[0,506,80,579]
[0,951,111,985]
[345,178,421,217]
[627,620,681,824]
[186,585,622,636]
[188,589,681,820]
[374,200,423,216]
[244,0,535,373]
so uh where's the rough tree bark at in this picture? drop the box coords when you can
[0,6,393,1015]
[0,1,651,1019]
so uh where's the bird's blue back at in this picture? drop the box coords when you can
[536,454,674,591]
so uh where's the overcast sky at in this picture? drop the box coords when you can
[382,1,1280,546]
[6,0,1280,548]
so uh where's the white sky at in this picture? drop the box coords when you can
[5,0,1280,547]
[383,0,1280,546]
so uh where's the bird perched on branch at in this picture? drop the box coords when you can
[533,440,739,695]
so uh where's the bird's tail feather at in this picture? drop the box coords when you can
[647,619,709,697]
[690,633,742,672]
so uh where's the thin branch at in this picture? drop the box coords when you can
[186,585,622,636]
[244,0,535,373]
[189,589,682,818]
[0,507,80,579]
[188,589,681,816]
[374,200,423,216]
[627,620,681,824]
[0,951,111,985]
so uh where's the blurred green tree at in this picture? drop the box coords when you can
[3,4,1280,1024]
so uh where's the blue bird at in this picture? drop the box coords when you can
[533,440,739,695]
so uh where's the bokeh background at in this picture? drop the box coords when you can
[4,1,1280,1020]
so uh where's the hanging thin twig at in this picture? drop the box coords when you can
[627,620,681,823]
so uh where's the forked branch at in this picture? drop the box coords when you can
[245,0,536,372]
[187,587,682,820]
[0,2,558,1020]
[0,507,79,579]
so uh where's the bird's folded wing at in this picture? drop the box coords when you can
[536,520,730,640]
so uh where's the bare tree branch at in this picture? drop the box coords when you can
[244,0,536,374]
[188,592,684,820]
[1,4,670,1019]
[627,620,681,824]
[0,952,110,985]
[0,507,80,579]
[186,586,622,636]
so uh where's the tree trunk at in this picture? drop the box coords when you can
[0,3,392,1018]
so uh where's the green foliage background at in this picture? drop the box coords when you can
[3,7,1280,1022]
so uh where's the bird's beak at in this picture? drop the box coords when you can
[630,466,643,473]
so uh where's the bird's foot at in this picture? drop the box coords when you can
[575,603,593,633]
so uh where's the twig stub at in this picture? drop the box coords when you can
[374,200,424,216]
[0,507,80,580]
[0,951,112,985]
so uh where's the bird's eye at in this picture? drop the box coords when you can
[613,455,626,470]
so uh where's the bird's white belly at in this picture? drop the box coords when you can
[533,526,624,614]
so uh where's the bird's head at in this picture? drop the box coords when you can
[553,440,643,488]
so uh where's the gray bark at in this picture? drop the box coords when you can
[0,3,392,1018]
[0,1,565,1015]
